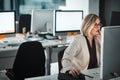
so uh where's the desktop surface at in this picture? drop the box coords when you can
[25,68,120,80]
[0,34,26,47]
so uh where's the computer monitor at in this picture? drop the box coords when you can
[53,10,83,36]
[100,26,120,79]
[30,9,54,34]
[0,11,16,37]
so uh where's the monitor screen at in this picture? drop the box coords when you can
[54,10,83,36]
[0,11,15,35]
[100,26,120,79]
[30,9,54,34]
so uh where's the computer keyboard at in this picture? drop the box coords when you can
[25,37,44,41]
[7,43,20,47]
[45,35,57,40]
[58,73,85,80]
[38,33,57,40]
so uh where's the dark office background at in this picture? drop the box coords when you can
[99,0,120,26]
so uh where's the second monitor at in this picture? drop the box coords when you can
[53,10,83,36]
[30,9,54,34]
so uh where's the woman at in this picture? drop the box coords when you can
[60,14,101,77]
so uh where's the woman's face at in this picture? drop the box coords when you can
[90,18,101,36]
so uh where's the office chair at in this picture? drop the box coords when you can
[6,41,45,80]
[57,48,85,80]
[18,14,31,33]
[58,48,66,74]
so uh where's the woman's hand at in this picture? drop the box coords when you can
[68,68,80,77]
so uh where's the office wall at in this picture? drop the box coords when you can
[59,0,88,17]
[89,0,99,15]
[3,0,11,10]
[2,0,100,20]
[59,0,99,17]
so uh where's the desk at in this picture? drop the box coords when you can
[0,34,69,75]
[25,68,120,80]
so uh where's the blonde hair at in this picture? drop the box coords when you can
[80,14,100,36]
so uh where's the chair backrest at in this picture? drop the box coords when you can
[13,41,45,80]
[18,14,31,33]
[57,47,86,80]
[58,48,66,73]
